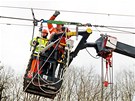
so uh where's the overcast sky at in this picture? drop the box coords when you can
[0,0,135,76]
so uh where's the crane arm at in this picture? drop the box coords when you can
[88,34,135,58]
[69,32,135,65]
[114,41,135,58]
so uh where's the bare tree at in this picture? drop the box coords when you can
[0,64,49,101]
[74,67,101,101]
[0,65,14,101]
[5,64,135,101]
[115,69,135,101]
[55,66,78,101]
[55,65,102,101]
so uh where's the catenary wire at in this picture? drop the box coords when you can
[104,27,135,34]
[91,25,135,30]
[1,15,135,33]
[1,14,135,30]
[0,23,135,34]
[0,5,135,17]
[1,6,135,34]
[0,16,33,21]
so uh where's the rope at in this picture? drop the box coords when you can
[85,48,100,59]
[36,27,72,94]
[24,29,71,95]
[23,37,61,92]
[36,26,72,94]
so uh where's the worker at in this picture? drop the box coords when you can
[45,11,78,78]
[27,29,49,78]
[47,10,71,62]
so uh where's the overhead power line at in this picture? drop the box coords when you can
[0,15,135,34]
[0,15,33,21]
[92,25,135,30]
[1,15,135,30]
[0,22,134,34]
[105,27,135,34]
[0,5,135,18]
[0,23,32,26]
[92,25,135,34]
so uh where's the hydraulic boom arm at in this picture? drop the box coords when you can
[114,41,135,58]
[69,32,135,65]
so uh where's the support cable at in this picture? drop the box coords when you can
[85,48,100,59]
[1,22,135,35]
[109,55,113,101]
[104,27,135,34]
[0,15,33,21]
[1,15,135,35]
[101,57,104,101]
[1,22,135,30]
[0,5,135,17]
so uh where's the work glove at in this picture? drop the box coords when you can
[33,41,39,46]
[62,27,66,31]
[53,10,60,17]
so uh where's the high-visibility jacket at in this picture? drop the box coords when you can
[47,15,77,54]
[47,15,57,34]
[30,37,49,54]
[47,15,68,46]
